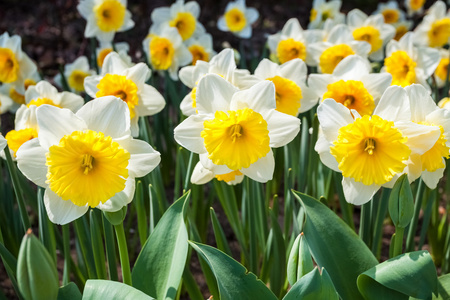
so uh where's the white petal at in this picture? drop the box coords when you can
[241,149,275,182]
[191,162,215,185]
[317,99,353,142]
[124,63,151,88]
[395,121,441,155]
[102,52,129,75]
[97,177,135,212]
[59,92,84,112]
[265,110,300,148]
[16,138,48,187]
[196,74,237,114]
[416,47,440,78]
[405,84,437,122]
[361,73,392,102]
[374,86,410,121]
[314,133,340,172]
[174,114,210,154]
[44,189,88,225]
[422,166,445,189]
[83,75,101,98]
[245,7,259,24]
[230,80,276,114]
[136,85,166,116]
[342,176,379,205]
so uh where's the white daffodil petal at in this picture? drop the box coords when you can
[191,162,215,185]
[44,189,89,225]
[317,99,354,141]
[342,176,380,205]
[16,138,48,187]
[241,149,275,182]
[174,114,210,154]
[97,177,135,212]
[266,110,300,148]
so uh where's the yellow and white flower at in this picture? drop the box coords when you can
[185,33,216,65]
[438,97,450,110]
[77,0,134,42]
[405,0,426,17]
[25,81,84,112]
[347,9,396,61]
[434,48,450,88]
[54,56,95,93]
[308,55,392,116]
[174,74,300,183]
[0,32,37,94]
[16,97,161,224]
[84,52,165,137]
[96,41,131,69]
[404,84,450,189]
[267,18,322,65]
[217,0,259,39]
[253,58,318,116]
[315,86,440,204]
[393,20,413,41]
[414,1,450,48]
[143,26,192,80]
[308,24,371,73]
[308,0,345,30]
[0,69,40,113]
[383,32,440,89]
[150,0,205,42]
[190,161,245,185]
[374,1,405,25]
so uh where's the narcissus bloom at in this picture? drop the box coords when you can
[96,42,131,69]
[308,55,392,116]
[0,69,40,113]
[0,33,37,94]
[54,56,95,93]
[253,58,318,116]
[185,33,216,65]
[374,1,405,25]
[393,20,413,41]
[308,24,371,74]
[347,9,396,61]
[383,32,439,89]
[414,1,450,48]
[434,48,450,88]
[438,97,450,110]
[16,97,161,225]
[4,105,39,158]
[405,0,426,17]
[174,74,300,183]
[143,26,192,80]
[308,0,345,30]
[25,81,84,111]
[77,0,134,42]
[267,18,322,65]
[84,52,165,137]
[315,86,440,204]
[217,0,259,39]
[150,0,205,42]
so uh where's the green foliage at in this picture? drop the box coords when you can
[82,280,154,300]
[389,174,414,229]
[284,267,339,300]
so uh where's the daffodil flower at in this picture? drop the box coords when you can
[308,55,392,116]
[96,41,131,69]
[77,0,134,42]
[174,74,300,183]
[308,0,345,30]
[185,33,216,65]
[267,18,322,66]
[16,97,161,225]
[308,24,371,74]
[382,32,440,90]
[143,26,192,80]
[347,9,395,61]
[190,161,245,185]
[0,33,37,94]
[374,1,406,25]
[404,0,426,17]
[404,84,450,189]
[393,20,413,41]
[0,69,40,113]
[150,0,205,42]
[434,48,450,88]
[84,52,166,137]
[414,1,450,48]
[54,56,95,93]
[217,0,259,39]
[315,86,441,205]
[253,58,318,116]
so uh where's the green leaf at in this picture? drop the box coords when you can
[287,233,314,286]
[292,190,378,300]
[189,241,277,300]
[283,267,339,300]
[82,280,154,300]
[389,174,414,228]
[428,274,450,300]
[132,191,190,299]
[358,250,438,300]
[57,282,81,300]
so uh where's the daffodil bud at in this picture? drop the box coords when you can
[17,229,59,300]
[287,232,314,286]
[103,206,128,226]
[389,174,414,228]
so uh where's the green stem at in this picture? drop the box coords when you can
[371,188,390,258]
[102,214,118,281]
[183,151,195,193]
[4,147,30,231]
[392,227,405,258]
[359,202,372,248]
[114,223,132,285]
[90,210,107,279]
[406,179,425,252]
[62,224,70,285]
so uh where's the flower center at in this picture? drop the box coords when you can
[410,0,425,11]
[310,8,317,22]
[27,97,61,108]
[323,80,375,116]
[215,170,243,182]
[435,57,450,81]
[276,38,306,64]
[331,115,410,185]
[169,12,196,41]
[46,130,130,207]
[353,26,383,53]
[97,48,113,67]
[68,70,90,92]
[188,45,209,65]
[267,76,302,116]
[429,18,450,47]
[394,25,409,41]
[384,50,417,87]
[382,9,400,24]
[5,128,38,157]
[96,74,139,119]
[0,48,19,83]
[149,36,175,70]
[201,108,270,170]
[9,87,25,105]
[224,8,247,32]
[94,0,126,32]
[319,44,355,74]
[418,122,450,172]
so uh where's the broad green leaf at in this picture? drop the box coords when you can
[358,250,438,300]
[292,190,378,300]
[189,241,277,300]
[427,274,450,300]
[132,191,190,299]
[283,267,339,300]
[82,280,154,300]
[287,233,314,286]
[389,174,414,228]
[57,282,81,300]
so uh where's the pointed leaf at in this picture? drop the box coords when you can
[287,233,314,286]
[82,280,154,300]
[57,282,81,300]
[132,191,190,299]
[189,241,277,300]
[292,190,378,300]
[283,267,339,300]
